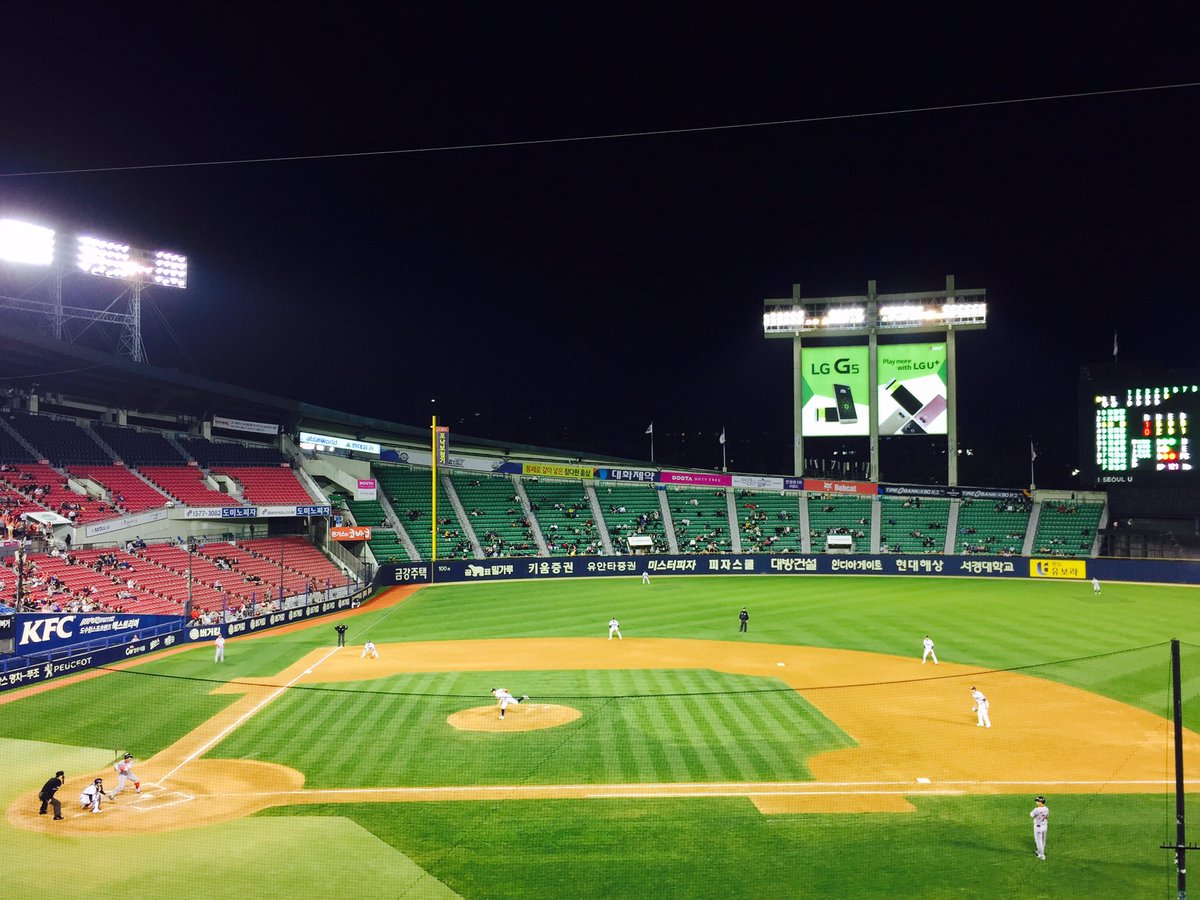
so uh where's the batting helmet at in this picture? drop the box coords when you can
[94,778,103,784]
[123,753,132,759]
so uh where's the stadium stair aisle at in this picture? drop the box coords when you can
[449,472,537,558]
[371,466,473,560]
[523,478,603,556]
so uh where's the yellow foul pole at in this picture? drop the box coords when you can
[431,414,438,562]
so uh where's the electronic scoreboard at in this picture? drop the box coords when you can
[1081,366,1198,485]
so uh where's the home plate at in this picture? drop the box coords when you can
[777,662,785,667]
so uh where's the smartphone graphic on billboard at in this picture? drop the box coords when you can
[833,384,857,423]
[879,408,912,435]
[899,418,927,435]
[915,394,947,429]
[884,378,923,415]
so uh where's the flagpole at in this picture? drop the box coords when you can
[721,427,727,472]
[1030,438,1037,491]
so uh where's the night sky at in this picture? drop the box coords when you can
[1,10,1197,488]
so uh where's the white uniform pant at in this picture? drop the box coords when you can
[609,626,622,640]
[362,647,378,658]
[1033,825,1047,858]
[214,646,224,662]
[80,793,101,812]
[111,770,138,797]
[976,702,991,728]
[922,648,937,664]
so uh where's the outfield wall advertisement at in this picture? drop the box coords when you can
[800,346,869,436]
[877,343,948,436]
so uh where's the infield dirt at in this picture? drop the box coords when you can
[9,636,1199,834]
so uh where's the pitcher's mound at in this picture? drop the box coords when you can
[448,703,581,732]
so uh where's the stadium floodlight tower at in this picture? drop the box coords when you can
[762,276,986,485]
[0,216,187,363]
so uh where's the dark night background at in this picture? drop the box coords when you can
[1,9,1197,488]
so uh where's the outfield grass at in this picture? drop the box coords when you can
[2,575,1198,899]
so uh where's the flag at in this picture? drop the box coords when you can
[1030,440,1037,462]
[1113,331,1118,359]
[645,422,654,435]
[719,428,726,445]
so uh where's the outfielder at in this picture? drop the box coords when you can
[970,686,991,728]
[1092,576,1100,595]
[608,617,622,640]
[1030,795,1049,859]
[361,640,379,659]
[214,634,225,663]
[80,777,109,813]
[491,687,528,720]
[110,753,141,799]
[641,570,650,585]
[922,635,938,664]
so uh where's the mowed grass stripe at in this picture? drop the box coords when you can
[681,671,762,782]
[622,671,670,782]
[658,672,731,782]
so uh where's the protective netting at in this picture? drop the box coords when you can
[2,641,1197,898]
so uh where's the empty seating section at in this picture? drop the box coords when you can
[668,487,732,553]
[373,466,472,559]
[140,466,237,507]
[598,483,668,553]
[67,465,170,514]
[7,413,110,465]
[954,498,1030,555]
[180,437,286,467]
[1032,501,1103,557]
[879,497,951,553]
[133,543,249,609]
[523,479,602,556]
[0,423,35,463]
[93,423,185,465]
[214,467,312,505]
[451,473,537,558]
[235,537,346,596]
[341,495,406,562]
[1,463,117,524]
[807,495,873,551]
[736,490,804,553]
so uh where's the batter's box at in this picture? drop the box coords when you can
[130,790,194,812]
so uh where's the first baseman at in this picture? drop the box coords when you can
[491,687,528,720]
[970,686,991,727]
[922,635,938,664]
[110,753,141,799]
[1030,795,1049,859]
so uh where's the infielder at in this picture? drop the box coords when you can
[80,777,109,813]
[491,687,529,720]
[361,640,379,659]
[922,635,938,664]
[970,686,991,727]
[214,634,225,663]
[608,617,622,640]
[1030,795,1049,859]
[1092,576,1100,595]
[109,753,141,799]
